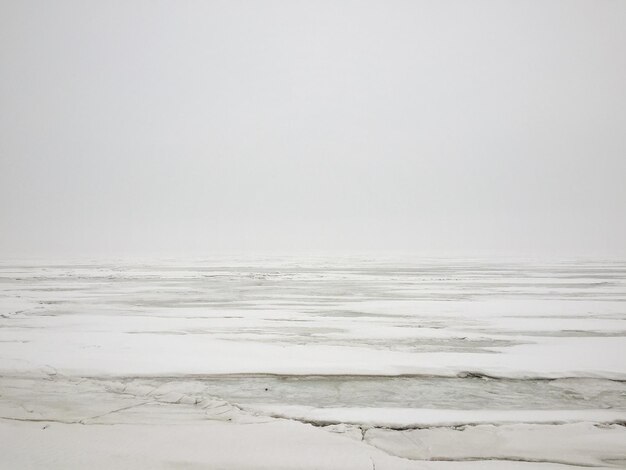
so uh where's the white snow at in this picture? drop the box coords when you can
[1,256,625,468]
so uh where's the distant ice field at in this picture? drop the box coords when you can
[1,256,625,380]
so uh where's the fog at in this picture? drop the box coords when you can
[1,0,625,258]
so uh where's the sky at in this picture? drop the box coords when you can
[1,0,625,258]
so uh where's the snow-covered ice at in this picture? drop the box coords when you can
[1,256,625,468]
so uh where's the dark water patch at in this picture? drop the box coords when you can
[485,329,626,338]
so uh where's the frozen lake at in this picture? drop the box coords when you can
[1,256,626,468]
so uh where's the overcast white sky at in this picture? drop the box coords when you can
[1,0,625,258]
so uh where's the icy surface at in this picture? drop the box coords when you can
[1,256,625,468]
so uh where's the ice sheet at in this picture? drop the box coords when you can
[1,256,625,468]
